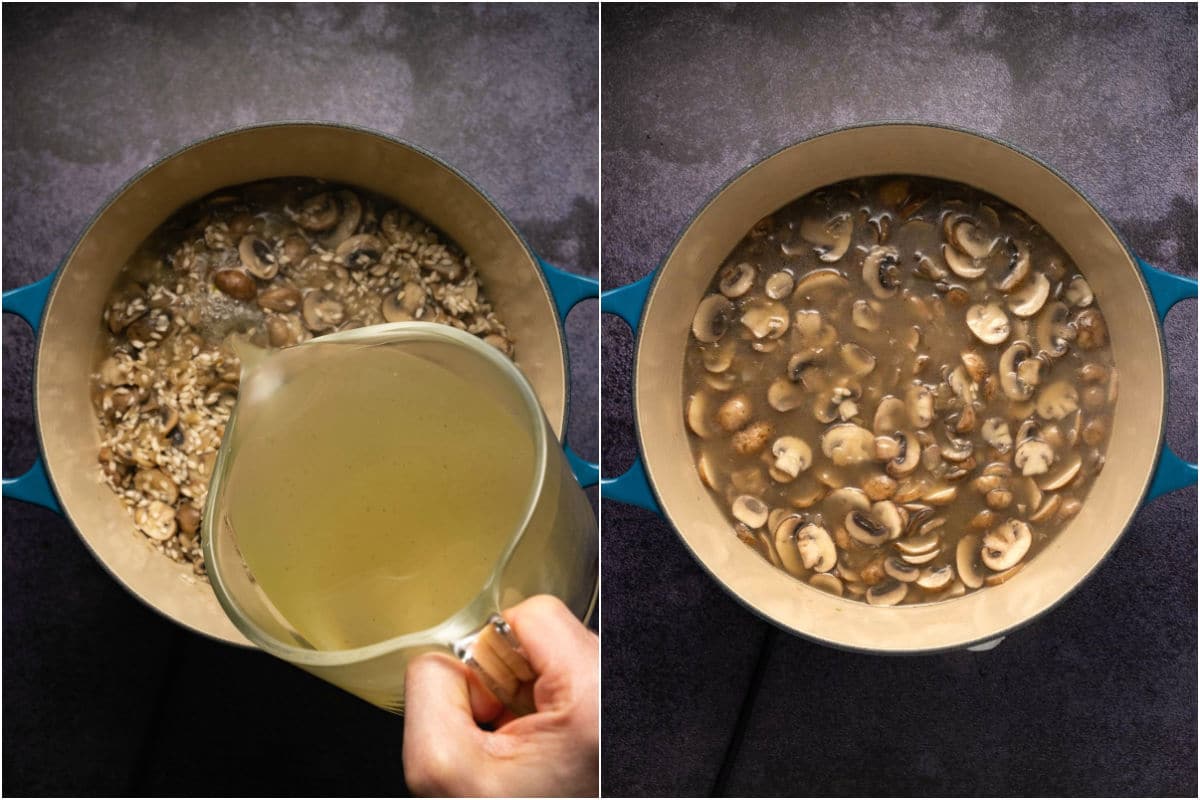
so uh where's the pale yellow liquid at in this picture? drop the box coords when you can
[225,343,536,651]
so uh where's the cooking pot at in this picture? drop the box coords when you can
[3,122,599,647]
[602,123,1196,653]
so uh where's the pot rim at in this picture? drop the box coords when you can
[28,120,575,647]
[630,120,1166,654]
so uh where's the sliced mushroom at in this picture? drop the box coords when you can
[1027,494,1061,523]
[822,487,871,524]
[966,303,1011,345]
[135,500,177,541]
[852,299,881,332]
[984,562,1026,586]
[981,519,1032,571]
[1015,437,1054,477]
[764,271,794,300]
[280,233,310,265]
[262,315,293,347]
[717,262,756,298]
[692,294,733,343]
[702,340,736,373]
[696,452,719,490]
[257,285,302,313]
[840,343,877,376]
[295,192,341,232]
[1007,271,1050,317]
[884,556,921,583]
[740,301,789,339]
[873,395,907,434]
[792,268,850,297]
[1074,308,1108,350]
[213,268,257,302]
[866,579,908,606]
[862,245,902,299]
[767,377,806,412]
[771,436,813,478]
[885,431,921,477]
[905,384,934,429]
[916,564,955,592]
[800,212,853,262]
[981,418,1013,452]
[809,573,844,596]
[873,500,905,539]
[1037,301,1074,358]
[732,421,773,455]
[319,190,363,249]
[895,527,940,555]
[942,243,987,279]
[991,239,1031,293]
[771,515,807,577]
[1038,452,1082,491]
[1064,275,1094,307]
[238,235,278,279]
[998,341,1038,401]
[948,215,998,260]
[796,523,837,572]
[960,351,990,383]
[947,365,977,404]
[134,467,179,505]
[335,233,384,271]
[956,533,986,589]
[686,393,716,438]
[716,395,752,432]
[821,424,876,466]
[732,495,769,529]
[846,510,890,546]
[863,473,897,501]
[301,289,345,333]
[1036,381,1079,420]
[923,485,958,505]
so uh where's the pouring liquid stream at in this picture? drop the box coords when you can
[222,337,535,651]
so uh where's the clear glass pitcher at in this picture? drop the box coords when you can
[201,322,598,713]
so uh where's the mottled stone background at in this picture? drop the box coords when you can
[2,4,596,795]
[601,3,1196,796]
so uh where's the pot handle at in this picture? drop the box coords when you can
[597,275,661,513]
[537,258,599,488]
[1137,258,1198,501]
[2,274,62,513]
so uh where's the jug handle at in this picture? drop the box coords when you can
[598,275,661,514]
[538,258,600,488]
[2,273,62,513]
[453,613,537,716]
[1137,258,1198,501]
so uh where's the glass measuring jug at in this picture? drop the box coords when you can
[201,322,598,713]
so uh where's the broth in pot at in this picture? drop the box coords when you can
[683,176,1117,606]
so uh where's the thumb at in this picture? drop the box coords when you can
[504,595,599,714]
[403,653,495,795]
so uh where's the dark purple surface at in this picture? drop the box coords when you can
[601,4,1196,796]
[3,4,596,796]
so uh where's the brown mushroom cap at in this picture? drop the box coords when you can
[718,262,756,298]
[692,294,733,343]
[301,289,345,332]
[238,235,279,279]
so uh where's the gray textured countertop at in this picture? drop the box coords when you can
[2,5,596,795]
[601,4,1196,796]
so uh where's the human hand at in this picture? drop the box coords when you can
[402,595,599,797]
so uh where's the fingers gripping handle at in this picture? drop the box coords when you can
[454,614,537,717]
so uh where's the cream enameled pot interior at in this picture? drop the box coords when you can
[35,124,570,645]
[636,125,1164,652]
